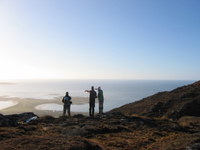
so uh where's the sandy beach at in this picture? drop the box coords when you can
[0,96,89,117]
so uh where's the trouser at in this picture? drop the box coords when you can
[63,104,71,116]
[89,101,95,117]
[99,101,103,114]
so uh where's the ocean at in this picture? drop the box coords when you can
[0,80,195,112]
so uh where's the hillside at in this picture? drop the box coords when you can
[110,81,200,120]
[0,81,200,150]
[0,112,200,150]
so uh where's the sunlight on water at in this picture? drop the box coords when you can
[0,101,18,110]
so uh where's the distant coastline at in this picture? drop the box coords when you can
[0,82,15,85]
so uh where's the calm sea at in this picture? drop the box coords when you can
[0,80,195,111]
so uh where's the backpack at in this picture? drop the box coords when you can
[63,96,71,105]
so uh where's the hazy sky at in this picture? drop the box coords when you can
[0,0,199,80]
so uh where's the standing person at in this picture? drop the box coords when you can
[62,92,72,116]
[97,87,104,115]
[85,86,97,117]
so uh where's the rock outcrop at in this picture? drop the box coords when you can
[0,112,37,127]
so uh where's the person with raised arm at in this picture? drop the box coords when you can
[85,86,97,117]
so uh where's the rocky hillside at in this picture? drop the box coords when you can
[0,81,200,150]
[110,81,200,120]
[0,112,200,150]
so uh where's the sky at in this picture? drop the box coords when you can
[0,0,200,81]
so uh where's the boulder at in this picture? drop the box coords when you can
[0,112,38,127]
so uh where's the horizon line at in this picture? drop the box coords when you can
[0,78,197,82]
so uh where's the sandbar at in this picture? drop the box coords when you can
[0,96,89,117]
[35,103,89,112]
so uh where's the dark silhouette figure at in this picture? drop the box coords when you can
[85,86,97,117]
[97,87,104,115]
[62,92,72,116]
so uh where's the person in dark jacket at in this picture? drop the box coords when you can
[62,92,72,116]
[97,87,104,115]
[85,86,97,117]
